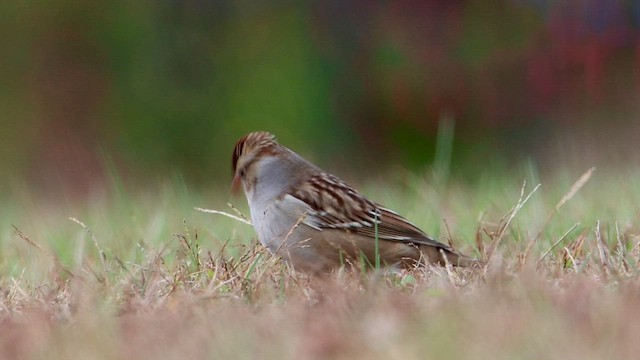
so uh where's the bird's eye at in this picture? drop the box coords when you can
[240,169,246,178]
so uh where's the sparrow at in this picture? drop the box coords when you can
[232,131,479,273]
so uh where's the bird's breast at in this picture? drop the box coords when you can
[247,192,312,254]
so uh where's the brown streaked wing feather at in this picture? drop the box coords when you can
[291,173,451,250]
[355,207,451,249]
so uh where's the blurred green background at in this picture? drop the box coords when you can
[1,0,639,196]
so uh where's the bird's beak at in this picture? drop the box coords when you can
[231,173,242,195]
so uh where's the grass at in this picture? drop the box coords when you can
[1,164,640,359]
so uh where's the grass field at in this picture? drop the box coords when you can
[1,164,639,359]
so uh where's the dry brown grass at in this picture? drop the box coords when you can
[1,168,639,359]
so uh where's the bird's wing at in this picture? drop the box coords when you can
[288,173,451,250]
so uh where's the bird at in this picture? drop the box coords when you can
[232,131,479,273]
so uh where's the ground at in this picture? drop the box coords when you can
[1,165,639,359]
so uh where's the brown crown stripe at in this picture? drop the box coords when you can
[232,131,277,173]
